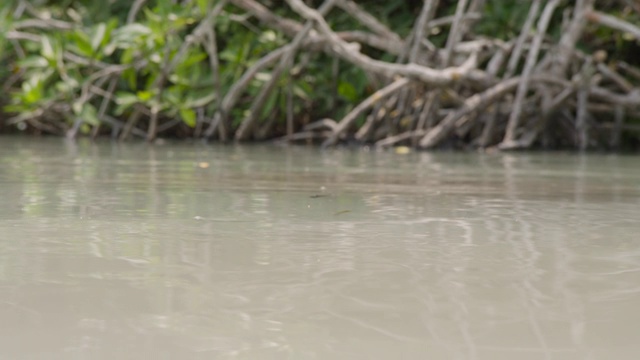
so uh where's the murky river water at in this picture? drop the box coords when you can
[0,137,639,360]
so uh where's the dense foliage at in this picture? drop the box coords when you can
[1,0,640,150]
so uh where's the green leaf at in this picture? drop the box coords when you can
[219,49,237,63]
[72,101,82,115]
[81,103,100,126]
[55,81,74,94]
[18,56,48,69]
[72,30,93,57]
[149,52,162,64]
[103,42,117,56]
[261,91,278,119]
[259,30,277,44]
[123,67,137,89]
[117,23,153,38]
[143,7,162,23]
[91,23,106,51]
[101,19,118,55]
[196,0,208,13]
[111,23,152,48]
[23,86,42,105]
[180,51,208,69]
[184,92,217,108]
[338,81,358,102]
[114,92,138,115]
[41,36,55,62]
[179,108,196,127]
[21,76,44,104]
[66,75,81,91]
[293,83,311,100]
[136,90,154,102]
[3,104,28,114]
[116,92,138,105]
[164,87,182,105]
[120,47,134,64]
[81,123,92,134]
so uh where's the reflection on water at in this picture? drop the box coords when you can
[0,137,639,359]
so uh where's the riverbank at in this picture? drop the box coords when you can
[2,1,640,151]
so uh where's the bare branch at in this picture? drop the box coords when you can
[286,0,479,86]
[337,0,401,43]
[420,75,571,148]
[501,0,559,147]
[586,9,640,41]
[323,77,411,147]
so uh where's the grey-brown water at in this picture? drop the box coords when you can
[1,137,639,360]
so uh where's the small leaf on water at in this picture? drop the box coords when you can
[394,146,411,155]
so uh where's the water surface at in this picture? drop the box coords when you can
[1,137,639,359]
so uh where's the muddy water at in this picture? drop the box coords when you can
[0,137,639,360]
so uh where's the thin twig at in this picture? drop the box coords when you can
[586,9,640,41]
[501,0,559,147]
[323,77,410,147]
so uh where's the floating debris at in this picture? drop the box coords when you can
[394,146,411,155]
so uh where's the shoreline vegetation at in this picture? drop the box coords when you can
[1,0,640,150]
